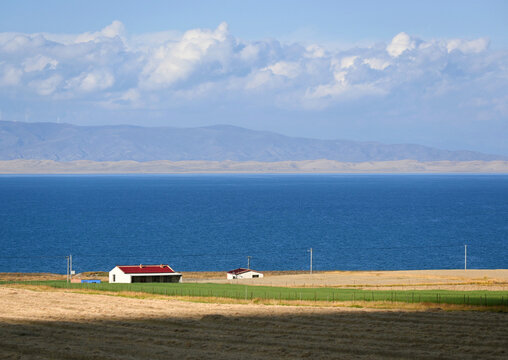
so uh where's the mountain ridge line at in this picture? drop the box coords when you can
[1,120,506,162]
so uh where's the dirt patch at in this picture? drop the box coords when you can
[0,273,66,281]
[0,272,109,282]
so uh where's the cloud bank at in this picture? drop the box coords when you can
[0,21,507,154]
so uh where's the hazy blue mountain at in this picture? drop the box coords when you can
[0,121,505,162]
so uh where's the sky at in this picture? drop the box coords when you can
[0,0,507,154]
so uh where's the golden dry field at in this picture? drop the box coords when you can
[0,283,507,360]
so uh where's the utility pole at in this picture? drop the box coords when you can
[308,248,313,274]
[247,256,251,269]
[70,254,73,281]
[464,245,467,271]
[66,256,69,283]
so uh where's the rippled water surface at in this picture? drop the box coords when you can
[0,174,506,273]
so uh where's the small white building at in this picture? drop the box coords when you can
[227,268,264,280]
[109,264,182,283]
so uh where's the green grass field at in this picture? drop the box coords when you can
[5,280,508,307]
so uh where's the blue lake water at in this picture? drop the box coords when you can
[0,174,507,273]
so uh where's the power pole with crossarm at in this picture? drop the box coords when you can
[308,248,313,274]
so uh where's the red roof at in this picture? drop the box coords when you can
[117,265,176,274]
[227,268,252,275]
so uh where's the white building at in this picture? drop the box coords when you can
[109,264,182,283]
[226,268,264,280]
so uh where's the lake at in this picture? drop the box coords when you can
[0,174,506,273]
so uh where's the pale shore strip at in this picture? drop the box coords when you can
[1,159,508,174]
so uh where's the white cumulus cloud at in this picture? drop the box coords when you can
[23,55,58,72]
[386,32,416,57]
[0,21,506,133]
[140,22,232,89]
[363,58,391,70]
[0,65,22,86]
[265,61,301,78]
[67,70,114,92]
[29,75,62,95]
[447,38,489,53]
[74,20,126,43]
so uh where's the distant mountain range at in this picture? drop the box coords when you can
[0,121,505,162]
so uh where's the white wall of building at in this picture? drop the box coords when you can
[227,271,263,280]
[109,267,131,283]
[108,267,183,283]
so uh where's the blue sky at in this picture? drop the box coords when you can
[1,1,507,154]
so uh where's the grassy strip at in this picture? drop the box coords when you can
[5,283,508,312]
[3,280,508,307]
[317,281,508,288]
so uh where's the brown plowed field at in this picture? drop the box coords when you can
[0,286,506,359]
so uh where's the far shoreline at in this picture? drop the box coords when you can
[1,159,508,174]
